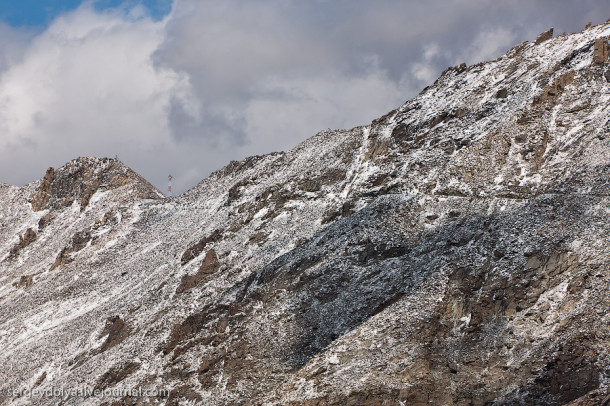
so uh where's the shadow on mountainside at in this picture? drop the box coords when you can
[158,168,609,404]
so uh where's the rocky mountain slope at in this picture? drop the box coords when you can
[1,22,610,406]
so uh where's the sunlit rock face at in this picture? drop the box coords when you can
[1,22,610,406]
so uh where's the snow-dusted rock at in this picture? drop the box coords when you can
[1,22,610,406]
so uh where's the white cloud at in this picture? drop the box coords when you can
[0,4,200,191]
[243,68,412,155]
[461,27,518,65]
[0,6,182,149]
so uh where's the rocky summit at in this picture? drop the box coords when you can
[1,22,610,406]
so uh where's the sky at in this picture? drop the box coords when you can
[0,0,609,194]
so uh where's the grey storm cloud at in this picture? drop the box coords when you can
[1,0,609,193]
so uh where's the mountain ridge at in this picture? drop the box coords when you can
[0,21,609,405]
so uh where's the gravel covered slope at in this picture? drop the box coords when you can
[1,23,610,406]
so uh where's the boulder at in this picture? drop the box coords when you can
[496,88,509,99]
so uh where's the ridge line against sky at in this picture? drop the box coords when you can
[0,0,609,194]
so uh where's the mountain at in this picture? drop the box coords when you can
[1,22,609,406]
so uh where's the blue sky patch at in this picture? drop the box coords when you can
[0,0,172,27]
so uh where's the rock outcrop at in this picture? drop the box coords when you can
[535,28,554,45]
[30,167,54,211]
[7,228,37,259]
[176,249,221,293]
[594,38,610,64]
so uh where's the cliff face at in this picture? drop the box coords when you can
[0,23,609,406]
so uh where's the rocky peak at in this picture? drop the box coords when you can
[29,156,162,212]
